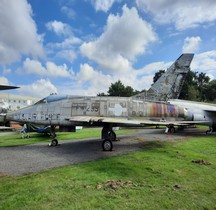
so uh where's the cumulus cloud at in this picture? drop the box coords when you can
[51,37,82,49]
[183,36,202,53]
[73,61,170,95]
[47,37,82,62]
[56,50,77,62]
[191,51,216,79]
[80,5,157,73]
[18,79,58,98]
[76,63,113,94]
[0,77,10,85]
[136,0,216,30]
[22,58,74,78]
[91,0,116,12]
[61,6,76,19]
[0,0,44,64]
[46,20,72,36]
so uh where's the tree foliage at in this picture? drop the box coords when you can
[98,80,139,97]
[153,70,165,83]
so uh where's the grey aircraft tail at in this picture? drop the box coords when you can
[134,53,194,101]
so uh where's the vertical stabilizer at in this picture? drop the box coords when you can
[134,53,194,101]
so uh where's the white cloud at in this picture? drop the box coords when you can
[18,79,58,98]
[52,37,82,49]
[0,77,10,85]
[81,5,157,73]
[182,36,202,53]
[0,0,44,64]
[91,0,116,12]
[136,0,216,30]
[3,68,12,74]
[46,37,82,63]
[191,51,216,79]
[76,63,113,94]
[61,6,76,19]
[22,58,74,78]
[137,61,172,75]
[74,61,165,95]
[56,50,77,63]
[46,20,72,36]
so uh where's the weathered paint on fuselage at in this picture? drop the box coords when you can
[169,99,216,127]
[6,95,186,126]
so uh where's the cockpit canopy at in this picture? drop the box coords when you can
[34,95,67,105]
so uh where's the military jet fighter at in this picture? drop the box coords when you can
[5,53,199,150]
[6,93,203,150]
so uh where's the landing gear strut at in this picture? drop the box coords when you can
[165,124,176,134]
[101,125,116,151]
[206,126,213,135]
[49,125,58,147]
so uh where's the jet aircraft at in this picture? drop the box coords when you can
[7,54,197,150]
[6,53,200,150]
[6,94,196,150]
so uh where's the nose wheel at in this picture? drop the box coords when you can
[49,139,58,147]
[48,125,58,146]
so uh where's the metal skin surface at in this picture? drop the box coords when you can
[6,95,187,127]
[169,99,216,132]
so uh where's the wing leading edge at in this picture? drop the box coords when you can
[67,116,209,127]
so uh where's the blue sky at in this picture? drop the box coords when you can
[1,0,216,98]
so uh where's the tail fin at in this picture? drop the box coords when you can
[134,53,194,101]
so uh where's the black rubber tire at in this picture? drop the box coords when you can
[51,139,58,146]
[169,126,175,133]
[102,139,113,151]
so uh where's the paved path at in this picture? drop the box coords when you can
[0,128,207,176]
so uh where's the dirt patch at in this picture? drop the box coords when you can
[192,159,211,165]
[96,180,138,190]
[0,173,9,177]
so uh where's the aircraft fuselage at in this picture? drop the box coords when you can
[7,95,186,127]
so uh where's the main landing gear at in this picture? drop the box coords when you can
[206,126,213,135]
[165,124,176,134]
[48,125,58,147]
[101,125,117,151]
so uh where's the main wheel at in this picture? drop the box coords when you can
[169,126,175,133]
[51,139,58,146]
[102,139,113,151]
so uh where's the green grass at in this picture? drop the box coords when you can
[0,128,135,147]
[0,135,216,209]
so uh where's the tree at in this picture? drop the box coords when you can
[153,70,165,83]
[179,71,198,100]
[204,80,216,102]
[97,80,139,97]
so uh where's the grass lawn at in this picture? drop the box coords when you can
[0,134,215,209]
[0,128,135,147]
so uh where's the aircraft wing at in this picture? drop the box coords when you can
[67,116,209,127]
